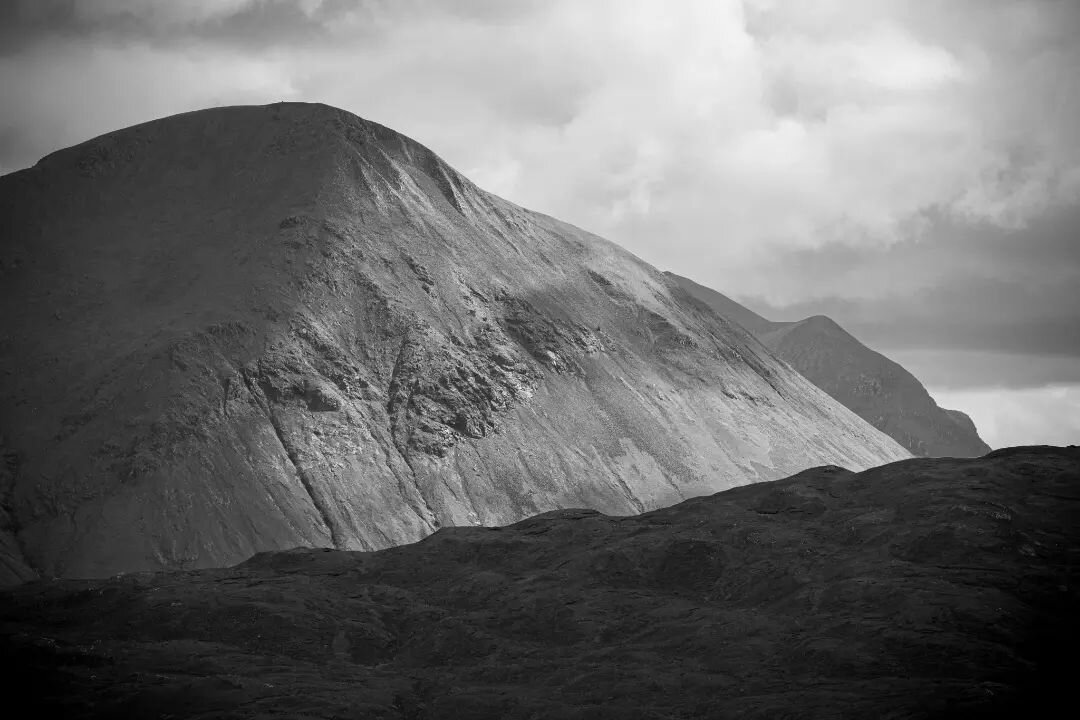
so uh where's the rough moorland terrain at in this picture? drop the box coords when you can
[1,446,1076,719]
[0,103,908,582]
[668,273,991,458]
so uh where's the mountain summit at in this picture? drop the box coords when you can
[0,103,908,581]
[667,273,991,458]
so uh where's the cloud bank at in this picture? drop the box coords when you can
[3,1,1078,260]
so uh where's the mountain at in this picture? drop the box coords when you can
[0,103,908,583]
[757,316,993,457]
[2,446,1076,718]
[667,273,992,458]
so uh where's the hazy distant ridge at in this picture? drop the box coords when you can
[667,272,991,457]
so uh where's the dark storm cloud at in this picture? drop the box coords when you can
[728,203,1080,374]
[0,0,348,52]
[886,350,1080,391]
[0,0,548,54]
[766,290,1080,357]
[742,277,1080,355]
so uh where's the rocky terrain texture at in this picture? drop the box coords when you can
[1,446,1076,719]
[0,103,908,583]
[668,273,992,458]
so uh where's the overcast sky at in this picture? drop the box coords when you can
[1,0,1078,448]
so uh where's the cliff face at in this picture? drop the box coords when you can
[0,103,908,581]
[668,273,992,458]
[2,447,1076,718]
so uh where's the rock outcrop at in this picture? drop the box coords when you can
[668,273,992,458]
[0,440,37,585]
[2,446,1076,718]
[0,103,908,581]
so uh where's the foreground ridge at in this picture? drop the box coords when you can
[2,446,1077,718]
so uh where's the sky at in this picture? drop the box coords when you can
[1,0,1077,449]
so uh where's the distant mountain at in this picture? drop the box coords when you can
[0,103,908,582]
[668,273,991,458]
[3,446,1076,718]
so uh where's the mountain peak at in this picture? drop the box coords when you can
[0,104,908,581]
[801,314,842,331]
[28,102,478,213]
[665,273,992,458]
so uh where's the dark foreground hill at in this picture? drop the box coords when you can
[0,103,907,583]
[2,446,1076,719]
[667,273,992,458]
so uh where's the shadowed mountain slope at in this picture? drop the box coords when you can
[668,273,991,458]
[2,446,1076,718]
[0,103,907,582]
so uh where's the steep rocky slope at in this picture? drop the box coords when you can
[0,103,907,582]
[0,441,36,585]
[758,317,993,457]
[2,446,1076,718]
[668,273,991,458]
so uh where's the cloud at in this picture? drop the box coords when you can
[888,351,1080,391]
[739,274,1080,355]
[726,202,1080,371]
[283,0,1080,286]
[4,1,1078,232]
[68,0,262,26]
[931,384,1080,449]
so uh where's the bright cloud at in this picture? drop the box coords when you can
[932,384,1080,450]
